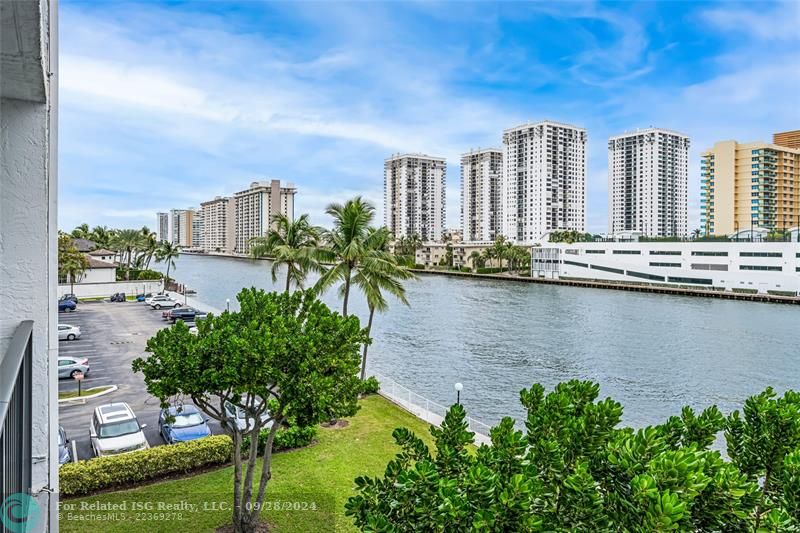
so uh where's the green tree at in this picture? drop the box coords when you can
[491,235,508,269]
[133,288,368,533]
[111,228,143,280]
[249,213,324,292]
[315,197,376,316]
[351,227,415,380]
[468,250,484,271]
[70,223,90,240]
[88,225,114,249]
[155,240,180,290]
[347,381,800,531]
[58,234,89,293]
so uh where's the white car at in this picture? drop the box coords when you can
[90,403,149,457]
[149,298,181,310]
[223,396,273,433]
[58,324,81,341]
[144,293,172,305]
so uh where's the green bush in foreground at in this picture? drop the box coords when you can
[60,435,232,497]
[359,376,380,395]
[243,422,318,454]
[347,381,800,532]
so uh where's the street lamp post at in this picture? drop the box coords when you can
[226,298,230,312]
[454,382,463,405]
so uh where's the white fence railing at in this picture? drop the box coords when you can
[371,372,492,445]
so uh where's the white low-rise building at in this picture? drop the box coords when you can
[532,241,800,294]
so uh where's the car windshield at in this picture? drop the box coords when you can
[172,412,205,427]
[58,431,64,446]
[98,419,140,438]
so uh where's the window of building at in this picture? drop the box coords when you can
[691,251,728,256]
[740,252,782,257]
[650,250,682,256]
[650,262,681,267]
[564,260,588,268]
[691,263,728,271]
[740,265,782,271]
[591,264,624,274]
[613,250,641,255]
[668,276,713,285]
[585,250,605,254]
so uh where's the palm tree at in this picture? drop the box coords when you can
[111,229,143,280]
[139,231,159,269]
[250,214,324,292]
[70,223,90,240]
[468,250,483,271]
[58,234,89,293]
[492,236,508,269]
[352,227,416,380]
[89,225,113,249]
[692,228,702,240]
[155,241,180,291]
[315,197,376,316]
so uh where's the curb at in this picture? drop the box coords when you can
[58,385,118,405]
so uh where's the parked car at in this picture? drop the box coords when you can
[223,396,273,433]
[170,307,206,323]
[90,403,149,457]
[150,298,181,310]
[59,293,79,303]
[158,404,212,444]
[58,426,72,465]
[136,293,153,302]
[188,326,199,335]
[57,356,90,379]
[58,299,77,312]
[145,293,171,305]
[57,324,81,341]
[161,309,173,320]
[109,292,126,302]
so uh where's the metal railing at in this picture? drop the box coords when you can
[0,321,33,500]
[371,372,492,443]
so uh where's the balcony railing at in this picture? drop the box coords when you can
[0,320,33,502]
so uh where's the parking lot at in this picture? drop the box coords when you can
[57,301,221,460]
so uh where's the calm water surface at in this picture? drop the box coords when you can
[158,254,800,429]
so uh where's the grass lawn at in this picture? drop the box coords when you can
[59,395,435,533]
[58,386,114,400]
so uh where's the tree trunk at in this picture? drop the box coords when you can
[126,248,132,280]
[232,431,244,533]
[342,266,352,316]
[248,419,282,530]
[285,266,291,293]
[360,305,375,380]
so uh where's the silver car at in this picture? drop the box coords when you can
[58,324,81,341]
[57,356,90,379]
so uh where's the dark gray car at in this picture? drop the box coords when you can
[58,426,72,465]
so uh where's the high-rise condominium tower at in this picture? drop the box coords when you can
[170,208,196,247]
[234,180,296,254]
[701,138,800,236]
[608,128,690,237]
[501,121,587,243]
[384,154,446,242]
[200,196,235,253]
[774,130,800,150]
[461,148,502,242]
[157,212,169,242]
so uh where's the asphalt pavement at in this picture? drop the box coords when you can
[57,300,221,461]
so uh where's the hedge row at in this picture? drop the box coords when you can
[60,435,232,497]
[243,424,317,454]
[476,267,504,274]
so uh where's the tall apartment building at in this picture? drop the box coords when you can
[701,138,800,236]
[234,180,296,254]
[384,153,446,242]
[157,212,169,242]
[501,121,587,243]
[200,196,235,253]
[191,210,204,248]
[170,208,196,248]
[461,149,503,242]
[608,128,690,238]
[774,130,800,150]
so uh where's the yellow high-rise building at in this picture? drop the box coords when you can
[700,138,800,236]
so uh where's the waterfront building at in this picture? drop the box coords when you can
[191,209,204,249]
[532,240,800,294]
[461,148,503,242]
[170,208,196,248]
[502,121,587,244]
[157,212,170,242]
[774,130,800,150]
[700,139,800,236]
[234,180,296,254]
[384,153,446,242]
[200,196,235,253]
[0,0,59,526]
[443,228,464,243]
[415,241,493,269]
[608,128,689,238]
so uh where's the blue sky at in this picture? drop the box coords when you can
[59,0,800,233]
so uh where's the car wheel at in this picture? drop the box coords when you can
[174,303,181,308]
[67,334,75,341]
[154,304,161,309]
[70,369,80,378]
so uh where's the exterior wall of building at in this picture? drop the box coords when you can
[384,154,446,242]
[0,0,58,524]
[461,149,502,242]
[701,141,800,236]
[532,241,800,293]
[415,242,492,268]
[57,280,163,299]
[200,197,235,253]
[191,210,203,249]
[774,130,800,150]
[608,129,689,237]
[233,180,296,254]
[157,212,169,242]
[80,266,116,284]
[170,208,196,247]
[502,121,587,244]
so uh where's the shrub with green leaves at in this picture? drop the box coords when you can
[347,380,800,531]
[359,376,380,395]
[243,422,318,454]
[60,435,232,497]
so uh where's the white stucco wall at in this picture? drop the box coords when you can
[79,267,116,284]
[58,280,163,299]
